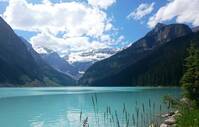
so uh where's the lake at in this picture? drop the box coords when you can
[0,87,181,127]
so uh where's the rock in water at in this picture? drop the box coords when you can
[160,123,169,127]
[164,116,176,125]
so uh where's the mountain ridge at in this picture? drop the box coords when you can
[79,23,193,86]
[41,51,80,79]
[0,17,75,87]
[83,32,199,86]
[0,16,196,87]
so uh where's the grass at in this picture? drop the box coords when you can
[176,106,199,127]
[80,91,198,127]
[79,94,170,127]
[80,93,199,127]
[83,94,199,127]
[163,95,199,127]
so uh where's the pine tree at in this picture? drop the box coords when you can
[180,42,199,103]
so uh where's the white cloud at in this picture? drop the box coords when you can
[0,0,9,2]
[148,0,199,28]
[88,0,116,9]
[127,2,155,20]
[3,0,110,38]
[2,0,122,62]
[116,35,125,43]
[30,32,109,55]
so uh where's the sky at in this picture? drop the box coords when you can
[0,0,199,62]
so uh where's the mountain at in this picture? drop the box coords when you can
[41,51,80,79]
[21,38,76,85]
[71,61,93,75]
[65,48,118,63]
[37,46,118,79]
[0,17,75,86]
[39,48,93,79]
[82,32,199,86]
[67,48,118,78]
[79,23,193,86]
[192,26,199,32]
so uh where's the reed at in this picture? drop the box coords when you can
[132,113,135,126]
[79,94,169,127]
[136,107,139,127]
[115,110,120,127]
[153,102,156,121]
[80,108,82,122]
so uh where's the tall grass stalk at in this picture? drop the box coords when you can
[80,94,168,127]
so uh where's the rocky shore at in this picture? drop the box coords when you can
[149,110,181,127]
[159,110,181,127]
[151,98,190,127]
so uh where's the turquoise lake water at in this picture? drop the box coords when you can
[0,87,181,127]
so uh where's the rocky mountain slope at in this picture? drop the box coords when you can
[0,17,75,87]
[79,23,193,86]
[41,51,80,79]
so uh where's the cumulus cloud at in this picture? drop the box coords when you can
[3,0,110,37]
[2,0,122,62]
[31,32,108,53]
[148,0,199,28]
[127,2,155,20]
[88,0,116,9]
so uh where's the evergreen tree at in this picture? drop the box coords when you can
[181,43,199,103]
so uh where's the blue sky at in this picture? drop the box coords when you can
[0,0,168,42]
[0,0,199,62]
[108,0,164,42]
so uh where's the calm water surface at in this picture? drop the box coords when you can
[0,87,181,127]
